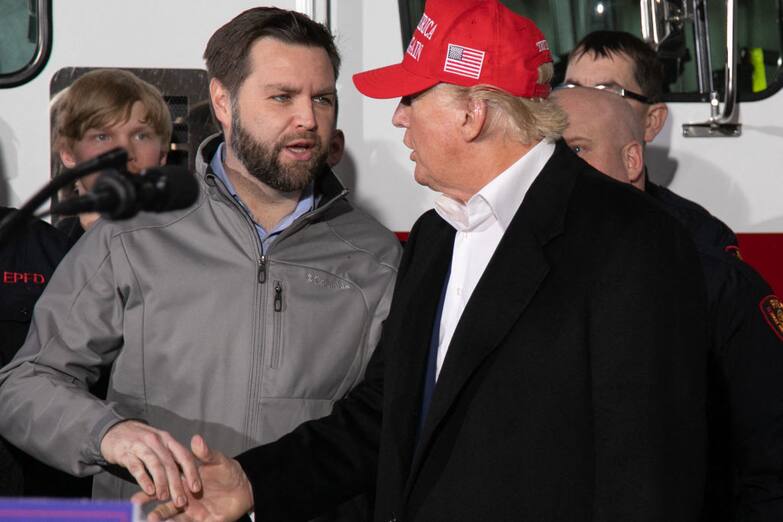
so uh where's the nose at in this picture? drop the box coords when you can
[392,101,410,128]
[294,98,317,131]
[115,136,139,173]
[115,134,130,152]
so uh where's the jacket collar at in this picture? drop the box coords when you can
[517,139,578,244]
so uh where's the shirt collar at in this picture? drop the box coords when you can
[209,142,236,197]
[435,139,556,232]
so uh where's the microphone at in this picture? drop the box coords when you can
[50,165,199,220]
[60,147,129,178]
[0,148,130,240]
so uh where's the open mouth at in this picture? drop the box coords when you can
[282,139,316,161]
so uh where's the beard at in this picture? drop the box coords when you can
[229,102,328,193]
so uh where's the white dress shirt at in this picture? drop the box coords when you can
[432,139,555,379]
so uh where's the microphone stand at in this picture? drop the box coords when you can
[0,148,128,243]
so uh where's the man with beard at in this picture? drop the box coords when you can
[0,7,401,511]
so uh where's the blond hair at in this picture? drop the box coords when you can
[53,69,172,150]
[445,63,567,144]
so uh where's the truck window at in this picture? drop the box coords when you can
[399,0,783,102]
[0,0,51,88]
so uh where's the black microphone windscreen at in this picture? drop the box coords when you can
[139,166,199,212]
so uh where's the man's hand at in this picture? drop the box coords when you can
[101,420,201,506]
[132,434,254,522]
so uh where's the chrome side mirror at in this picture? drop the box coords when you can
[640,0,686,49]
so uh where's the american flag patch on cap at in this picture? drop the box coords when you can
[443,43,485,79]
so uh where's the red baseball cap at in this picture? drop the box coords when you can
[352,0,553,99]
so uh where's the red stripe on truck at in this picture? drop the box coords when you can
[737,233,783,295]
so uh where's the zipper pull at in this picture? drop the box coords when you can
[274,282,283,312]
[257,256,267,283]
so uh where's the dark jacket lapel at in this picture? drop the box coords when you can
[384,214,456,482]
[404,141,579,499]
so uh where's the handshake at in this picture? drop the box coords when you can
[103,420,252,521]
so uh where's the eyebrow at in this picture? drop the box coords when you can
[128,124,157,132]
[265,84,299,93]
[264,84,336,97]
[564,79,624,90]
[84,122,156,134]
[563,134,592,144]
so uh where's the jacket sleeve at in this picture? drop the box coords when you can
[0,224,129,476]
[589,213,708,521]
[709,257,783,522]
[358,241,402,382]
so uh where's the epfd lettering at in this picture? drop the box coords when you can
[2,271,46,284]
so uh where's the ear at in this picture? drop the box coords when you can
[460,97,488,142]
[643,102,668,142]
[158,148,168,166]
[209,78,233,133]
[622,141,645,188]
[59,146,77,169]
[327,129,345,167]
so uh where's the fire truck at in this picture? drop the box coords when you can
[0,0,781,291]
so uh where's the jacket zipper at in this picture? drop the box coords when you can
[207,172,266,444]
[274,281,283,312]
[205,170,348,419]
[271,281,284,368]
[258,255,267,283]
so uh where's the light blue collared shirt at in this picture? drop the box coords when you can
[210,142,315,252]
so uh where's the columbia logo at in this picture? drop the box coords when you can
[306,272,351,290]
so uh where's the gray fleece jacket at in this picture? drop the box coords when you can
[0,135,401,499]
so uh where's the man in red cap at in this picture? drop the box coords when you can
[141,1,709,520]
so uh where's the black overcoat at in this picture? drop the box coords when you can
[240,141,709,522]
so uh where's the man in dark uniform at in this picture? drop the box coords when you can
[563,30,738,249]
[0,207,72,496]
[554,72,783,521]
[0,209,71,366]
